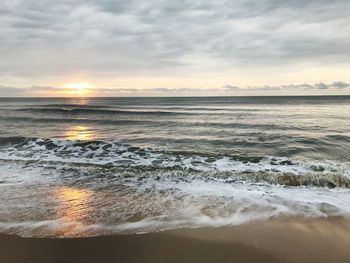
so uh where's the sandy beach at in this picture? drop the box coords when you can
[1,218,350,263]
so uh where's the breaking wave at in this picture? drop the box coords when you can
[0,137,349,188]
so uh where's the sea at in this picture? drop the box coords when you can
[0,96,349,237]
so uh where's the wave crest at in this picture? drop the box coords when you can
[0,137,349,188]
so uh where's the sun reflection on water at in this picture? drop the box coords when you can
[65,125,96,141]
[68,97,91,105]
[55,187,94,237]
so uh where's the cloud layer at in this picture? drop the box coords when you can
[1,82,349,97]
[0,0,350,92]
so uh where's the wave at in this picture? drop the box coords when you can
[1,115,337,134]
[0,136,27,145]
[16,108,193,115]
[15,107,268,116]
[34,104,110,109]
[0,116,153,126]
[325,134,350,143]
[0,137,349,188]
[38,105,266,111]
[0,158,350,238]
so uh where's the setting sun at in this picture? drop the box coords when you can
[61,82,93,96]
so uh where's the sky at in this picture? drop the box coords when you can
[0,0,350,97]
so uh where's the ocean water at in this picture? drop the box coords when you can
[0,96,349,237]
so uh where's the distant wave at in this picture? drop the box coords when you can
[0,115,334,133]
[14,107,268,116]
[35,104,110,108]
[0,116,154,125]
[34,104,266,111]
[16,107,193,115]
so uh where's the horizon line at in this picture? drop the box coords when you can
[1,94,350,99]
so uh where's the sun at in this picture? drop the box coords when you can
[61,82,93,96]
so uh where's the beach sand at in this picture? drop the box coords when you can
[1,218,350,263]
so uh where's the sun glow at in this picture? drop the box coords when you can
[61,82,94,96]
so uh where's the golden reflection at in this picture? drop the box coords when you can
[70,97,91,105]
[55,187,94,237]
[65,125,96,140]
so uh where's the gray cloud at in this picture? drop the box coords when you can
[242,82,350,92]
[1,0,350,79]
[332,81,350,89]
[1,82,349,97]
[0,85,62,97]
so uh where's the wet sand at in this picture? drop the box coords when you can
[1,218,350,263]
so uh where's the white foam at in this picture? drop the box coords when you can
[1,175,350,237]
[0,140,350,237]
[0,138,349,180]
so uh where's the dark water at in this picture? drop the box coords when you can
[0,96,349,237]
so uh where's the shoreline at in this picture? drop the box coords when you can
[1,218,350,263]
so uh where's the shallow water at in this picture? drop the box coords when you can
[0,96,349,237]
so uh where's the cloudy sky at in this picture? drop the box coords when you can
[1,0,350,96]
